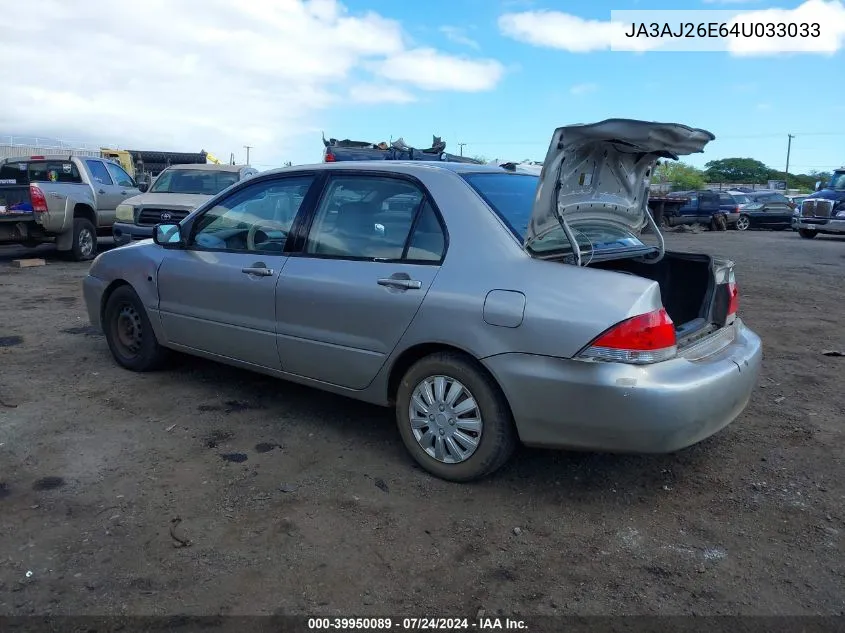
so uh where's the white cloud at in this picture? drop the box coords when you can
[498,10,663,52]
[373,49,505,91]
[727,0,845,55]
[0,0,504,165]
[348,83,416,104]
[569,83,598,96]
[498,11,618,52]
[440,25,480,49]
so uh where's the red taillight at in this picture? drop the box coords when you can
[30,155,44,159]
[727,281,739,316]
[733,206,740,213]
[323,150,336,162]
[578,307,677,365]
[29,184,48,213]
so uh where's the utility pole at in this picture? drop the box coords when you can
[785,134,795,190]
[243,145,252,165]
[458,142,467,157]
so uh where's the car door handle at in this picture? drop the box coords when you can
[242,267,274,277]
[378,277,422,290]
[98,189,105,194]
[120,191,128,195]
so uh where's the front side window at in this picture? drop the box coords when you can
[105,161,135,188]
[86,160,114,186]
[191,176,315,253]
[151,169,240,195]
[305,176,443,261]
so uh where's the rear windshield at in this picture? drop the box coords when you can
[150,169,240,195]
[462,172,646,258]
[0,160,82,185]
[730,193,750,204]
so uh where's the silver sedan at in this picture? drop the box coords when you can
[82,119,762,482]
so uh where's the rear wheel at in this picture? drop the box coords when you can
[70,218,97,261]
[395,352,516,482]
[735,215,750,231]
[103,285,169,371]
[798,228,818,239]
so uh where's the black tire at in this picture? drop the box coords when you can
[735,215,750,231]
[103,285,169,371]
[70,217,97,261]
[395,351,517,482]
[658,214,669,229]
[798,228,818,239]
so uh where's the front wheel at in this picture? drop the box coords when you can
[735,215,750,231]
[395,352,516,482]
[103,285,169,371]
[798,228,818,239]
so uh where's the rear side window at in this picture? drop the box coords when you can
[0,161,82,184]
[305,175,444,262]
[86,160,114,186]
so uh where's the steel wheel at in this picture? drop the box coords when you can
[408,375,483,464]
[113,302,144,358]
[736,215,750,231]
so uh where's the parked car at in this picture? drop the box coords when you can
[795,168,845,239]
[733,190,794,230]
[660,190,723,228]
[717,191,749,228]
[0,155,141,260]
[112,164,258,247]
[82,119,762,482]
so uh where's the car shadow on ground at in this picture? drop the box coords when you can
[164,352,715,497]
[0,240,118,264]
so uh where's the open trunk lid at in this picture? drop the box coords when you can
[526,119,715,262]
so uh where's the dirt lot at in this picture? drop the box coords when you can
[0,230,843,618]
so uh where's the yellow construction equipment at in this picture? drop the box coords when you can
[203,150,222,165]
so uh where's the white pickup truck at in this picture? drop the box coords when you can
[0,155,141,260]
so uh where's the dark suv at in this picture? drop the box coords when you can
[661,190,723,228]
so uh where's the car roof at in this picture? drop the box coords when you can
[166,163,249,172]
[261,161,518,178]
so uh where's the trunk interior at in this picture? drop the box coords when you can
[590,252,716,337]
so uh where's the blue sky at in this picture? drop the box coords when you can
[2,0,843,175]
[315,0,845,175]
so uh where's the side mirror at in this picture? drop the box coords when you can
[153,223,183,247]
[138,182,149,193]
[815,181,822,191]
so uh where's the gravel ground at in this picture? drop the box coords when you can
[0,230,843,618]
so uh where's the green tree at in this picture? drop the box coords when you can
[704,158,770,183]
[652,161,706,191]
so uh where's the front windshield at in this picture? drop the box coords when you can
[150,169,239,195]
[827,171,845,190]
[462,172,647,258]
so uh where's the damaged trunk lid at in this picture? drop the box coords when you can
[526,119,715,263]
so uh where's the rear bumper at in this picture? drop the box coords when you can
[797,218,845,234]
[113,222,153,246]
[482,320,762,453]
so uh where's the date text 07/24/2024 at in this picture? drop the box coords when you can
[624,21,821,38]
